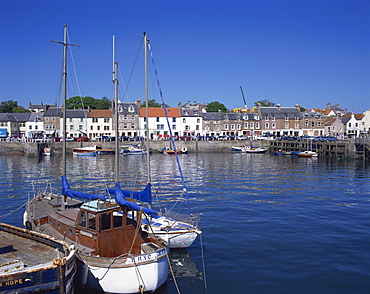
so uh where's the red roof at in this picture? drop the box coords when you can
[139,107,180,117]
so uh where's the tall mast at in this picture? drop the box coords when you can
[51,24,78,177]
[113,36,119,183]
[144,32,151,184]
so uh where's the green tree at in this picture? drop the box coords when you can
[0,100,18,113]
[96,96,111,109]
[140,99,169,108]
[205,101,228,112]
[254,99,276,107]
[66,96,111,109]
[12,106,30,113]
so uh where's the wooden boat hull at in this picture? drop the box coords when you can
[0,223,76,294]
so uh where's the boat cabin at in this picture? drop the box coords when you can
[49,199,143,257]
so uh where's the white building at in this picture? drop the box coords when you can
[139,107,180,140]
[26,112,44,138]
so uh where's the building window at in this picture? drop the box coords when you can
[224,124,228,130]
[172,125,176,130]
[104,126,110,131]
[90,126,93,130]
[237,124,241,130]
[295,123,299,129]
[124,124,127,129]
[272,123,276,129]
[172,117,176,123]
[255,122,260,129]
[93,118,98,123]
[305,122,308,128]
[244,122,248,128]
[79,125,83,130]
[196,125,199,130]
[104,118,109,123]
[29,125,32,130]
[285,123,289,128]
[97,126,100,130]
[80,118,83,123]
[45,117,49,122]
[70,125,73,130]
[265,123,269,129]
[131,124,135,129]
[156,117,160,122]
[250,122,254,129]
[183,118,186,123]
[317,121,321,127]
[231,124,235,130]
[70,118,73,123]
[197,118,200,123]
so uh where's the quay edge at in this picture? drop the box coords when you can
[0,139,369,160]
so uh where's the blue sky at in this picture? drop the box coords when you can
[1,0,369,113]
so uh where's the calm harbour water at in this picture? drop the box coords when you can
[0,151,369,294]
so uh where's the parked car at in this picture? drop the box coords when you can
[76,136,89,141]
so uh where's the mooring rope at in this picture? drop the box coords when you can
[200,233,208,294]
[0,201,28,220]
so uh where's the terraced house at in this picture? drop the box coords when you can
[258,104,301,137]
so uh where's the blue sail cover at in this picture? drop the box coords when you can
[107,183,152,204]
[114,182,158,217]
[62,176,108,201]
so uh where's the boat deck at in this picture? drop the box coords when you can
[0,230,59,268]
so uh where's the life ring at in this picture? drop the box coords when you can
[181,147,188,154]
[129,146,135,152]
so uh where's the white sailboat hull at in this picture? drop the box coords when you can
[143,215,201,249]
[78,248,169,293]
[151,229,200,249]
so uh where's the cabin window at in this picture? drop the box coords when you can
[69,228,73,236]
[88,213,96,230]
[49,218,52,224]
[79,211,86,227]
[113,214,123,228]
[101,212,111,231]
[58,223,61,230]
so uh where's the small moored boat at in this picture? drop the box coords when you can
[232,145,267,153]
[159,146,188,154]
[297,150,318,157]
[43,147,54,156]
[0,222,76,294]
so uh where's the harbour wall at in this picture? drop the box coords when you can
[0,139,369,160]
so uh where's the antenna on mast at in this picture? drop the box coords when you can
[240,86,247,109]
